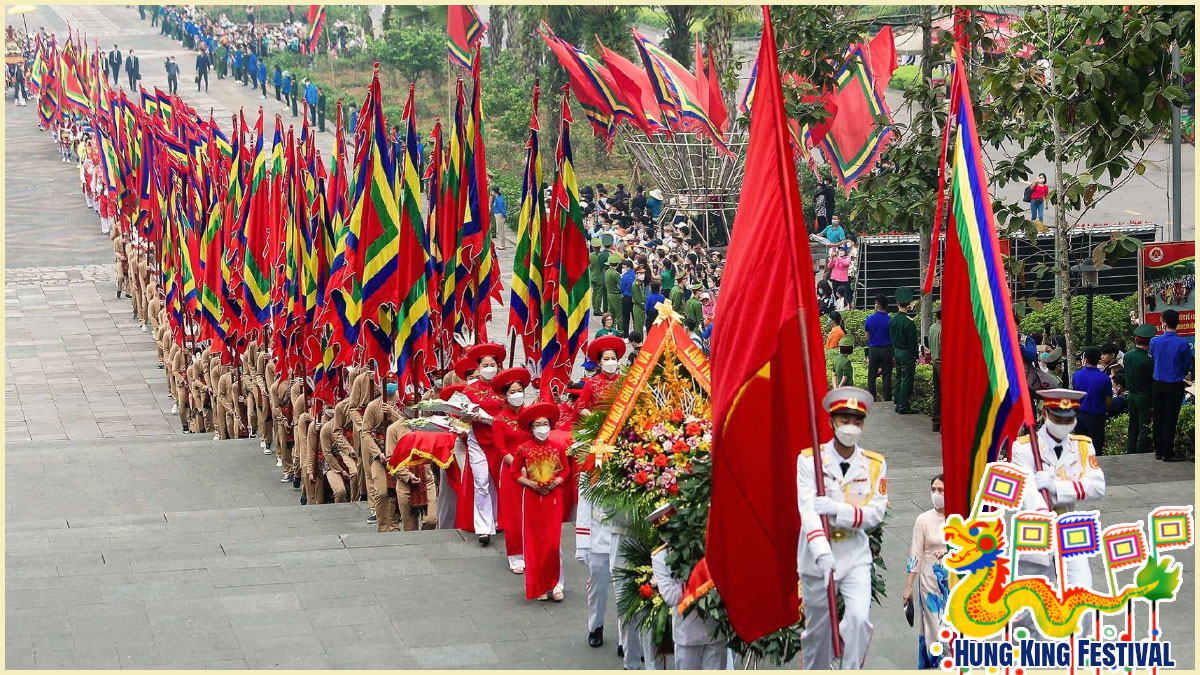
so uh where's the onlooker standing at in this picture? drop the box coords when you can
[928,302,942,433]
[646,189,663,219]
[1072,347,1112,453]
[1028,173,1049,222]
[821,215,846,244]
[125,49,140,90]
[273,65,282,101]
[830,336,855,388]
[108,45,122,85]
[813,178,836,234]
[164,56,179,95]
[889,287,919,414]
[289,73,299,117]
[827,245,852,299]
[304,78,318,125]
[195,50,210,92]
[258,60,267,99]
[824,311,845,350]
[863,293,894,402]
[619,259,635,337]
[490,186,508,249]
[317,87,327,132]
[1109,373,1128,416]
[1149,309,1194,461]
[904,474,949,669]
[644,280,666,327]
[1123,323,1156,454]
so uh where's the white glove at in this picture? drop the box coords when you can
[575,548,588,564]
[813,495,838,517]
[1034,470,1056,492]
[815,553,836,581]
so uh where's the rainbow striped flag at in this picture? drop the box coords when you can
[306,5,326,53]
[447,5,485,71]
[938,46,1035,517]
[508,83,546,365]
[393,83,433,390]
[632,28,726,152]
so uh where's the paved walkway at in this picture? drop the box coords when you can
[5,5,1196,670]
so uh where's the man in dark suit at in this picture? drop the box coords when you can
[125,49,140,90]
[108,45,122,85]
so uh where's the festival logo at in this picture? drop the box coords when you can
[935,463,1191,671]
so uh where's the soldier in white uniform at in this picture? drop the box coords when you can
[1011,388,1106,634]
[797,386,889,670]
[647,505,729,670]
[576,488,659,668]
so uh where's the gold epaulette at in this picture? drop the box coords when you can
[1068,434,1093,443]
[862,449,884,465]
[800,447,814,458]
[1016,434,1030,444]
[652,543,669,556]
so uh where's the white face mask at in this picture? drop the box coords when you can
[1045,419,1076,440]
[532,425,551,441]
[833,424,863,447]
[507,392,525,407]
[479,365,498,381]
[601,359,620,374]
[931,492,945,511]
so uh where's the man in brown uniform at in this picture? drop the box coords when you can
[269,365,295,483]
[215,361,241,440]
[254,349,274,460]
[113,229,129,299]
[346,369,375,505]
[319,404,359,503]
[385,403,439,531]
[362,376,402,530]
[239,361,259,442]
[188,348,212,434]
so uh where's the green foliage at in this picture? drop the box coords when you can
[489,171,523,228]
[1175,404,1195,460]
[369,25,445,83]
[1019,295,1135,347]
[613,535,674,652]
[1103,413,1129,455]
[824,348,936,416]
[820,309,871,347]
[660,6,696,68]
[889,64,947,92]
[480,50,539,147]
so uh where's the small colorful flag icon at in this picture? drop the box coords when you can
[1013,511,1055,553]
[1057,512,1101,558]
[977,463,1029,511]
[1102,522,1149,571]
[1149,506,1194,552]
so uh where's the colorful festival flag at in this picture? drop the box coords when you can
[705,6,828,642]
[1056,512,1101,559]
[393,83,433,390]
[1012,511,1055,553]
[976,462,1029,511]
[1149,507,1195,552]
[508,83,546,365]
[632,28,727,152]
[446,5,485,70]
[936,46,1036,517]
[1101,522,1149,571]
[817,35,896,192]
[306,5,326,53]
[597,38,667,137]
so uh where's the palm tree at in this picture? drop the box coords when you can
[661,5,694,67]
[701,6,748,115]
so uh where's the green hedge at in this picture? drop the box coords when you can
[820,309,871,347]
[1101,403,1194,460]
[1019,295,1136,347]
[824,347,935,416]
[890,64,947,91]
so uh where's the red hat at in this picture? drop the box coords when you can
[453,357,475,380]
[439,383,468,401]
[491,367,532,394]
[587,335,626,363]
[466,342,506,365]
[518,401,560,430]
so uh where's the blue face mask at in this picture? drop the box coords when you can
[386,383,398,396]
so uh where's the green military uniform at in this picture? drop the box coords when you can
[1123,324,1156,454]
[604,255,624,333]
[888,287,919,414]
[684,295,704,330]
[217,44,228,79]
[589,238,606,314]
[631,278,646,336]
[831,336,855,388]
[668,284,685,313]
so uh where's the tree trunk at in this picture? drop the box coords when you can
[490,6,511,66]
[1045,8,1074,381]
[917,5,934,340]
[662,5,695,68]
[517,7,543,79]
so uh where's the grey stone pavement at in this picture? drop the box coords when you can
[4,5,1197,671]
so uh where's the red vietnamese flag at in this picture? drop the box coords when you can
[705,6,832,642]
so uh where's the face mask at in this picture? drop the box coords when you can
[385,383,398,397]
[479,365,498,381]
[931,492,945,510]
[532,425,551,441]
[833,424,863,447]
[507,392,525,407]
[601,359,620,374]
[1045,419,1076,440]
